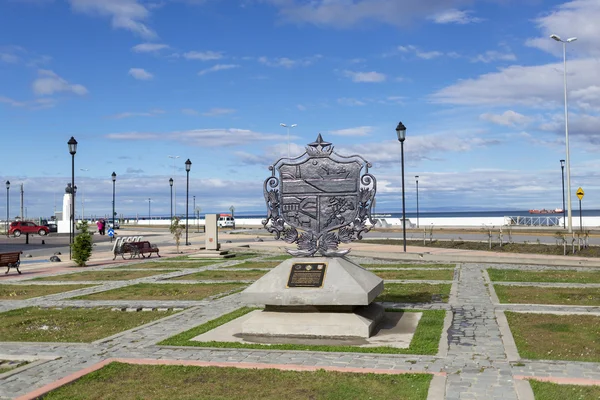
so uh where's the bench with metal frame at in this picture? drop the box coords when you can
[1,251,23,274]
[112,236,144,260]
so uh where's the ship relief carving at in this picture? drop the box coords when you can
[263,134,377,257]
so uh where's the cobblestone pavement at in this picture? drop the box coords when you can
[0,253,599,399]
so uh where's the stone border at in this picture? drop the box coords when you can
[494,310,519,362]
[0,356,59,381]
[15,357,447,400]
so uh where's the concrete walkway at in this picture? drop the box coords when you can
[0,236,599,399]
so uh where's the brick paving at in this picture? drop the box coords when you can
[1,246,600,399]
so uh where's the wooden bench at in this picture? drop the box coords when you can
[1,251,23,274]
[129,241,160,258]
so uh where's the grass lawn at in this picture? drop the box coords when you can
[363,263,456,269]
[0,307,176,343]
[263,254,293,261]
[169,269,267,281]
[495,286,600,306]
[376,283,452,303]
[361,239,600,257]
[33,270,167,282]
[371,269,454,281]
[488,269,600,283]
[72,283,247,301]
[0,284,95,300]
[42,362,433,400]
[160,307,446,355]
[505,312,600,362]
[112,261,222,269]
[224,261,280,269]
[529,380,600,400]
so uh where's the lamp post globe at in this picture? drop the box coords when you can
[395,122,407,252]
[185,159,192,245]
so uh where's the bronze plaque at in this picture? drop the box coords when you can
[287,263,327,288]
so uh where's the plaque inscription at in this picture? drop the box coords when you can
[287,263,327,288]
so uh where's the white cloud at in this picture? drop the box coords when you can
[428,9,482,24]
[0,53,19,63]
[329,126,374,136]
[526,0,600,57]
[0,96,58,109]
[128,67,154,80]
[471,50,516,63]
[106,128,287,147]
[431,58,600,108]
[397,45,445,60]
[342,70,386,83]
[131,43,169,53]
[480,110,532,127]
[258,55,321,68]
[0,96,26,107]
[68,0,156,39]
[181,108,199,115]
[183,51,223,61]
[198,64,239,75]
[297,104,307,111]
[32,69,88,96]
[337,97,367,106]
[202,108,236,117]
[263,0,472,28]
[108,109,164,119]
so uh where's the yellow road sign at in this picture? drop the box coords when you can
[576,187,584,201]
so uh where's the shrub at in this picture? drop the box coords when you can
[170,216,184,253]
[72,221,93,267]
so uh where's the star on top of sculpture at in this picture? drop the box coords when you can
[306,134,333,157]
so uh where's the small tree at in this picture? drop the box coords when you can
[72,221,93,267]
[170,216,184,253]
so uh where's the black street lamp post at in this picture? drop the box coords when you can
[185,159,192,245]
[230,205,235,229]
[148,198,151,222]
[169,178,173,224]
[111,172,116,243]
[560,160,566,229]
[5,181,9,236]
[396,122,407,252]
[415,175,420,229]
[68,137,78,260]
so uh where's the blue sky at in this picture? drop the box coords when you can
[2,0,600,219]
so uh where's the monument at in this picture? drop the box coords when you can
[56,183,75,234]
[240,135,385,338]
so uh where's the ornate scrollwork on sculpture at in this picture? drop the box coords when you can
[262,134,377,257]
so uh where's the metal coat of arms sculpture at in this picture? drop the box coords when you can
[263,134,376,257]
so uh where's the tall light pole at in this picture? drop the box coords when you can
[279,123,297,158]
[168,155,179,216]
[185,159,192,245]
[560,160,566,228]
[111,172,116,242]
[550,34,577,233]
[230,205,235,229]
[148,198,151,223]
[169,178,173,223]
[415,175,420,229]
[396,122,407,252]
[5,181,9,236]
[68,137,77,260]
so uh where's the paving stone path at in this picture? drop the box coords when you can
[0,255,599,399]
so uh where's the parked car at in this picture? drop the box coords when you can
[9,221,50,237]
[217,214,235,228]
[41,219,58,233]
[107,219,120,229]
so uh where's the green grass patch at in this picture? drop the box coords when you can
[72,283,247,301]
[495,286,600,306]
[112,261,222,269]
[160,307,446,355]
[263,254,293,261]
[488,269,600,283]
[363,263,456,269]
[41,361,433,400]
[529,380,600,400]
[0,284,96,300]
[371,269,454,281]
[0,307,176,343]
[33,270,166,282]
[223,261,280,269]
[169,269,267,281]
[505,312,600,362]
[376,283,452,303]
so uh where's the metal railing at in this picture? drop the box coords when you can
[506,216,562,226]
